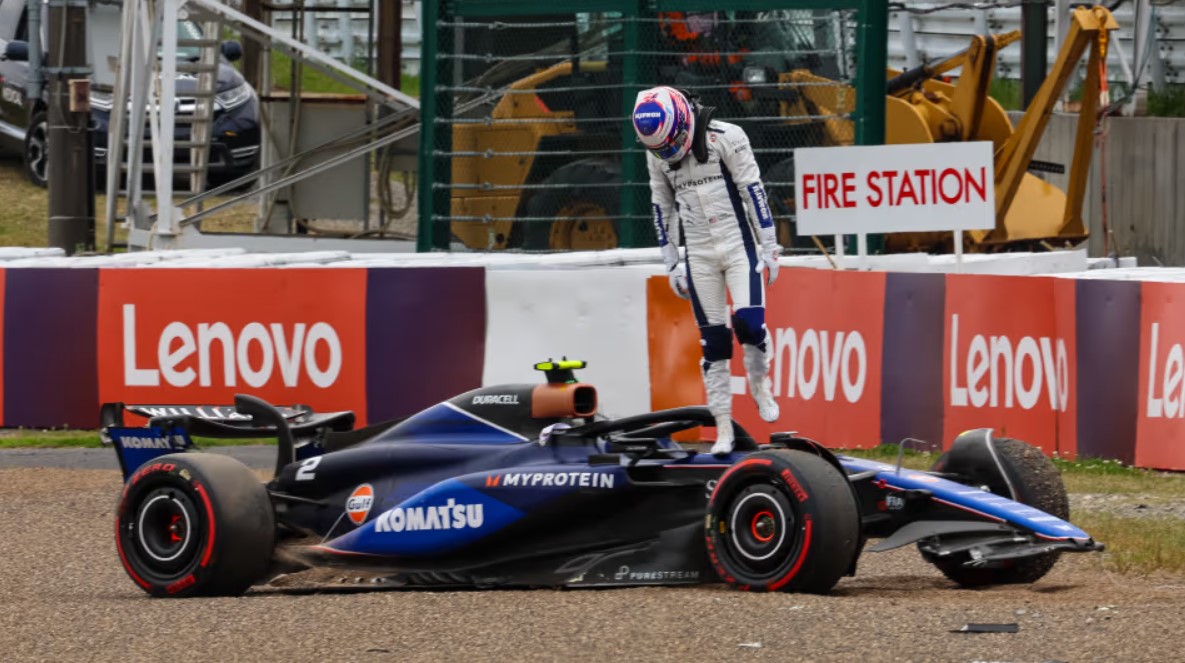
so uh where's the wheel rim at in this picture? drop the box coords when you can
[125,485,201,576]
[716,482,804,580]
[549,202,617,250]
[26,121,47,183]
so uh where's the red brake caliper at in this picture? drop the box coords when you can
[168,514,184,543]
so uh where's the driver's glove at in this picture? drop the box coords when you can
[662,243,689,300]
[756,226,781,287]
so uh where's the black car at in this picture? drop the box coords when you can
[0,0,260,187]
[103,360,1102,598]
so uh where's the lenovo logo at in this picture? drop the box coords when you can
[770,327,867,403]
[121,304,343,388]
[1146,322,1185,418]
[948,314,1068,412]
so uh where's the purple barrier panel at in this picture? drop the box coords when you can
[5,269,99,428]
[366,268,487,422]
[1077,279,1140,463]
[881,272,945,451]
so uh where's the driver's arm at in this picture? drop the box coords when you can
[648,155,680,266]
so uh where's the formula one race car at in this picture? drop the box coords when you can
[103,360,1103,598]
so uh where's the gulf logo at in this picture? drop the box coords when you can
[346,484,375,525]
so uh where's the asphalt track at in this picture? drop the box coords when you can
[3,452,1185,662]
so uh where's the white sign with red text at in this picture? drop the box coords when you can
[793,142,996,235]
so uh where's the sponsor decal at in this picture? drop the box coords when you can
[2,86,21,105]
[97,269,368,424]
[948,314,1069,412]
[675,175,723,191]
[614,565,699,582]
[374,500,484,533]
[941,276,1076,456]
[346,484,375,525]
[120,304,343,389]
[761,327,868,404]
[471,394,520,406]
[779,468,809,502]
[487,471,615,489]
[632,101,665,136]
[644,269,885,448]
[1145,322,1185,419]
[746,182,773,228]
[885,494,905,511]
[1137,285,1185,469]
[117,434,182,450]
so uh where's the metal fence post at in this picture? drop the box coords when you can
[854,0,886,147]
[417,0,454,251]
[617,0,648,249]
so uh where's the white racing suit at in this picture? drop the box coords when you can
[648,120,780,454]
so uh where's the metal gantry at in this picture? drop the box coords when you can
[105,0,421,252]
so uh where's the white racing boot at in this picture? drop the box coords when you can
[710,414,735,455]
[704,361,735,455]
[743,344,780,423]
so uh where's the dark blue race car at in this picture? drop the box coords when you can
[103,360,1103,598]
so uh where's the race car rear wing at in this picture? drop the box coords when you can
[102,396,356,480]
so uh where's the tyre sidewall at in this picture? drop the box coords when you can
[115,454,274,597]
[706,454,832,592]
[23,112,48,188]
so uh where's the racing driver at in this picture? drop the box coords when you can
[632,86,781,455]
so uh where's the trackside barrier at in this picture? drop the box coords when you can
[648,268,1169,469]
[0,253,1180,469]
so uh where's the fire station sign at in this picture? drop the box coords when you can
[793,142,996,235]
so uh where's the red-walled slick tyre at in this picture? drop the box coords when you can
[115,453,275,597]
[706,450,860,594]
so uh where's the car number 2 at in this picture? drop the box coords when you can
[296,456,322,481]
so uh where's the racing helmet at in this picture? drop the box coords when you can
[632,86,695,163]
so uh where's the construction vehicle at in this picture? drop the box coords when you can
[446,6,1117,253]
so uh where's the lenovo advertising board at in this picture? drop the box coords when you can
[942,275,1076,455]
[648,269,885,447]
[1136,281,1185,469]
[97,269,370,423]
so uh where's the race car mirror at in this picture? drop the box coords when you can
[534,358,587,384]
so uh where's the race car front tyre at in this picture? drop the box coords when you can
[922,437,1069,587]
[115,453,275,597]
[706,450,860,594]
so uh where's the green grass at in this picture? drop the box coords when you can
[268,50,420,97]
[989,77,1022,111]
[0,431,275,449]
[1148,85,1185,118]
[1077,513,1185,576]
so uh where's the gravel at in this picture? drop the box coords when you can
[3,467,1185,663]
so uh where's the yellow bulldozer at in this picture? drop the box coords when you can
[447,6,1117,253]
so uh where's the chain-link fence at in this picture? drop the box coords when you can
[418,0,886,252]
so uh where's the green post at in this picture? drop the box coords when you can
[416,0,440,252]
[853,0,887,253]
[853,0,887,147]
[616,1,647,249]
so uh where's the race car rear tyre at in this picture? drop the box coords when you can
[922,437,1069,587]
[706,450,860,594]
[115,453,275,597]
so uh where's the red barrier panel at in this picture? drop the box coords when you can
[97,269,370,423]
[1136,281,1185,469]
[733,269,885,447]
[941,275,1076,456]
[647,268,885,447]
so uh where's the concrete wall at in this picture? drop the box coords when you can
[1019,113,1185,267]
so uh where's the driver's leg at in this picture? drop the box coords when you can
[722,246,779,423]
[685,250,735,455]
